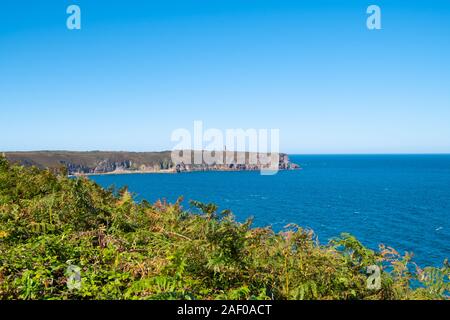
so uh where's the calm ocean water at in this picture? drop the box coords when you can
[90,155,450,268]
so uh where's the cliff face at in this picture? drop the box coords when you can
[4,151,174,175]
[4,151,300,175]
[174,152,299,173]
[63,159,134,174]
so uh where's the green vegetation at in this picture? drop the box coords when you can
[0,156,448,300]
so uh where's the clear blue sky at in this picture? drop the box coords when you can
[1,0,449,154]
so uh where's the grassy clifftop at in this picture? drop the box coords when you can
[4,151,174,174]
[0,157,448,300]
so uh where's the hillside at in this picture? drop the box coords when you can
[3,151,299,175]
[0,156,448,300]
[4,151,174,174]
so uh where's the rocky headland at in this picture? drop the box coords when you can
[4,151,300,175]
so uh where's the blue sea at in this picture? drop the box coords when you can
[90,155,450,268]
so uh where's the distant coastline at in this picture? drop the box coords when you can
[69,168,177,177]
[4,150,300,176]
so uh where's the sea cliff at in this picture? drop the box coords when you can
[4,151,300,175]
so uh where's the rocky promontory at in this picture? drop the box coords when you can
[4,151,300,175]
